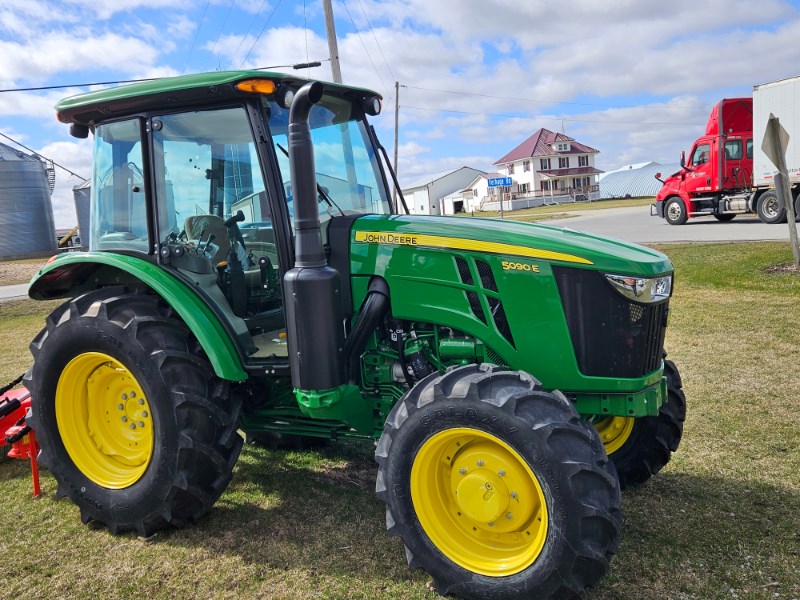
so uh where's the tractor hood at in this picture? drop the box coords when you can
[350,214,672,276]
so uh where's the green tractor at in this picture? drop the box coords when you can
[25,72,685,598]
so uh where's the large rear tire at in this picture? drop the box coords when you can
[376,364,621,599]
[594,359,686,488]
[25,288,243,536]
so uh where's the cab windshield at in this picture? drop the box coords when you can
[265,95,391,221]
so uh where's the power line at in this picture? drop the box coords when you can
[240,0,284,67]
[355,0,395,81]
[341,0,390,98]
[402,104,706,126]
[0,132,88,181]
[403,84,715,111]
[230,0,270,68]
[206,0,237,71]
[183,0,212,73]
[0,77,160,93]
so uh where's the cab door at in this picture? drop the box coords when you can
[721,138,751,190]
[684,139,714,195]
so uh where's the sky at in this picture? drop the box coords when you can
[2,0,800,228]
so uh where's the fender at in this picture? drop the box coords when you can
[28,252,247,381]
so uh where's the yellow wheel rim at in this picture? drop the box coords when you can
[56,352,154,489]
[594,416,635,455]
[410,428,548,577]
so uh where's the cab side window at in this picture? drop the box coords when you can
[691,143,710,166]
[724,140,742,160]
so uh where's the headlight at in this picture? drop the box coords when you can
[604,273,672,303]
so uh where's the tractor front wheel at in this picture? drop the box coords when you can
[25,288,243,536]
[595,359,686,488]
[376,364,621,599]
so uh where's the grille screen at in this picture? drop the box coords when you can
[554,266,668,378]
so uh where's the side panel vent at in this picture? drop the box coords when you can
[487,297,515,348]
[455,256,473,285]
[475,259,497,291]
[465,291,486,324]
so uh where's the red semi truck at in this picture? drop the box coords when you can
[652,76,800,225]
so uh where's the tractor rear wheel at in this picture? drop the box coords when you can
[376,364,621,599]
[594,359,686,488]
[25,288,243,536]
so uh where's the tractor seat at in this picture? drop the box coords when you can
[184,214,230,264]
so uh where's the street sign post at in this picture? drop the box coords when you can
[488,177,512,188]
[488,177,513,218]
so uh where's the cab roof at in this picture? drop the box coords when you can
[55,70,382,127]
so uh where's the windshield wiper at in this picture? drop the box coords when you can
[276,143,345,216]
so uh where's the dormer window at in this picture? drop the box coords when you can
[553,142,570,152]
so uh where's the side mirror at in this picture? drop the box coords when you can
[655,172,662,179]
[680,151,686,168]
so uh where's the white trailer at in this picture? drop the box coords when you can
[753,75,800,188]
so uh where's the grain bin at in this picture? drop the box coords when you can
[0,142,57,259]
[73,179,90,250]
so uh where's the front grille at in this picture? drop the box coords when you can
[554,266,668,378]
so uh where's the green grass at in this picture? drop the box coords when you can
[454,197,654,222]
[1,242,799,599]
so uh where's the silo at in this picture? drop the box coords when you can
[73,179,91,250]
[0,142,57,259]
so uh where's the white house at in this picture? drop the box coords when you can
[401,166,485,215]
[483,129,603,211]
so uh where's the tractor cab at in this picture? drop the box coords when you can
[49,72,392,364]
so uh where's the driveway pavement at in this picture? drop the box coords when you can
[545,205,795,244]
[0,283,29,302]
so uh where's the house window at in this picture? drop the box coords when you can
[540,158,550,170]
[523,160,530,172]
[578,155,588,167]
[519,183,529,193]
[473,188,478,197]
[541,180,550,191]
[584,177,591,187]
[508,163,515,174]
[559,157,569,169]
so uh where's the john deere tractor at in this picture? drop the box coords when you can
[25,72,685,598]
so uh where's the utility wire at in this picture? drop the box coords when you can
[230,0,270,68]
[183,0,212,73]
[341,0,390,98]
[402,104,706,126]
[240,0,284,67]
[206,0,237,71]
[0,77,160,93]
[0,132,88,181]
[403,84,715,111]
[355,0,395,81]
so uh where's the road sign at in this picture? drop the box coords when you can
[488,177,513,188]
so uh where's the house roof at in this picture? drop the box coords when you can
[403,166,483,190]
[539,166,604,177]
[493,129,599,165]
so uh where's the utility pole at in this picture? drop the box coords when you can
[393,81,399,206]
[322,0,342,83]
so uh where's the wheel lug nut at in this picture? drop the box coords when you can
[506,513,513,520]
[459,468,467,475]
[121,393,128,400]
[511,491,518,499]
[117,404,124,410]
[141,411,148,417]
[487,522,494,527]
[130,423,136,430]
[130,391,136,398]
[121,416,128,423]
[477,460,484,467]
[498,469,506,476]
[138,421,144,428]
[138,398,144,405]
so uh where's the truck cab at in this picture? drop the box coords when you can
[654,98,754,224]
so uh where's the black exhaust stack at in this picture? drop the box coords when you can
[283,82,346,391]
